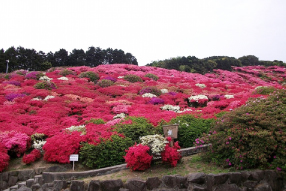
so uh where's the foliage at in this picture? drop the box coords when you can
[115,117,159,143]
[161,137,182,167]
[0,142,10,172]
[79,71,99,82]
[22,149,41,164]
[25,71,44,80]
[169,115,215,148]
[80,135,133,168]
[34,81,57,90]
[124,143,153,171]
[253,86,276,95]
[123,74,143,83]
[139,87,162,96]
[144,73,159,81]
[85,118,105,124]
[201,89,286,171]
[59,69,76,76]
[97,79,114,87]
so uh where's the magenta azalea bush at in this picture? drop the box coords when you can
[0,64,285,171]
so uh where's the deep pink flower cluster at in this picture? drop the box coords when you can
[0,142,10,172]
[161,137,182,167]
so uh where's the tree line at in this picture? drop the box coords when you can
[0,46,138,73]
[147,55,286,74]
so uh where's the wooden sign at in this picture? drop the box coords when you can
[163,124,178,139]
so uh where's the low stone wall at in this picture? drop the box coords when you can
[0,168,45,190]
[19,170,286,191]
[42,145,210,184]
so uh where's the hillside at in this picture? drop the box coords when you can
[0,64,285,172]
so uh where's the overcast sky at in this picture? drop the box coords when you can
[1,0,286,66]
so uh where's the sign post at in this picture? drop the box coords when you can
[69,154,79,171]
[162,124,178,146]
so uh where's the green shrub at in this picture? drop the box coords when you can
[115,117,159,143]
[97,79,114,87]
[139,87,162,96]
[123,74,143,83]
[144,73,159,81]
[85,118,105,124]
[79,135,134,168]
[34,81,57,90]
[169,115,215,148]
[39,61,52,71]
[202,89,286,170]
[79,71,99,82]
[59,69,76,76]
[253,86,276,95]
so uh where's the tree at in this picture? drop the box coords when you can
[85,46,104,67]
[125,53,138,65]
[238,55,259,66]
[4,47,18,72]
[0,49,7,73]
[68,49,86,66]
[53,49,69,67]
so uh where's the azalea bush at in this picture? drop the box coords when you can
[79,71,99,82]
[80,135,133,168]
[123,74,143,83]
[97,79,114,87]
[59,69,76,76]
[124,144,153,171]
[201,89,286,171]
[34,81,57,90]
[161,137,182,167]
[144,73,159,81]
[139,87,162,96]
[0,131,31,157]
[0,142,10,172]
[22,149,41,164]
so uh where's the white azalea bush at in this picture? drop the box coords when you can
[188,95,208,102]
[161,104,180,112]
[225,95,234,99]
[142,93,157,98]
[33,140,46,152]
[57,76,69,81]
[160,89,169,94]
[39,76,53,82]
[188,95,208,107]
[140,134,168,155]
[44,95,55,101]
[66,125,86,135]
[195,83,206,88]
[113,113,126,119]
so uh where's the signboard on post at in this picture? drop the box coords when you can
[163,124,178,147]
[70,154,79,171]
[163,124,178,139]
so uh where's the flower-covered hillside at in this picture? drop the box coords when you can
[0,64,285,170]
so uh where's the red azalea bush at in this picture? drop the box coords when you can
[124,144,153,171]
[43,131,86,163]
[0,142,10,172]
[161,137,182,167]
[22,149,41,164]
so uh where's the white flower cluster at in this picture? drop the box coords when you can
[39,76,53,82]
[195,83,206,88]
[142,93,157,98]
[160,89,169,94]
[140,134,168,155]
[161,104,180,112]
[66,125,86,135]
[225,95,234,99]
[118,76,124,79]
[32,140,46,152]
[188,95,208,102]
[44,95,55,101]
[113,113,126,119]
[57,77,69,80]
[31,97,42,101]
